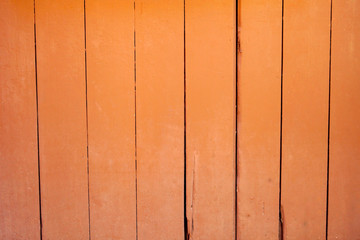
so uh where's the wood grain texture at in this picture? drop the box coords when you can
[237,0,282,239]
[186,1,236,239]
[35,0,89,239]
[86,0,136,239]
[328,0,360,239]
[0,0,40,239]
[281,0,331,239]
[135,0,184,239]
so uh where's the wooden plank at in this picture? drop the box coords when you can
[185,0,236,239]
[0,1,41,239]
[35,0,89,239]
[86,0,136,239]
[281,0,331,238]
[328,1,360,239]
[135,0,184,239]
[237,0,282,239]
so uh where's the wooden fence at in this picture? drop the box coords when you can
[0,0,359,239]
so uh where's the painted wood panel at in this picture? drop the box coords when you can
[2,1,360,239]
[237,0,282,239]
[135,0,184,239]
[86,0,136,239]
[281,0,331,239]
[328,0,360,239]
[35,0,89,239]
[0,1,40,239]
[186,0,236,239]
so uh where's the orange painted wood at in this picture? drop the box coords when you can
[86,1,136,239]
[135,0,184,239]
[35,0,89,239]
[186,0,236,239]
[281,0,331,239]
[328,1,360,239]
[0,1,41,239]
[237,0,282,239]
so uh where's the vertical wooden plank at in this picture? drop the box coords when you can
[86,0,136,239]
[135,0,184,239]
[328,1,360,239]
[35,0,89,239]
[0,1,40,239]
[282,0,330,239]
[237,0,282,239]
[186,0,236,239]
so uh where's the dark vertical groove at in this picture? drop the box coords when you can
[83,0,91,239]
[33,1,42,239]
[235,0,239,239]
[279,0,284,239]
[183,0,188,239]
[134,1,138,239]
[326,0,333,239]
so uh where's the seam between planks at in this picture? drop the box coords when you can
[279,0,285,239]
[134,1,138,239]
[33,0,43,239]
[235,0,239,239]
[83,0,92,239]
[325,0,333,238]
[183,0,188,239]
